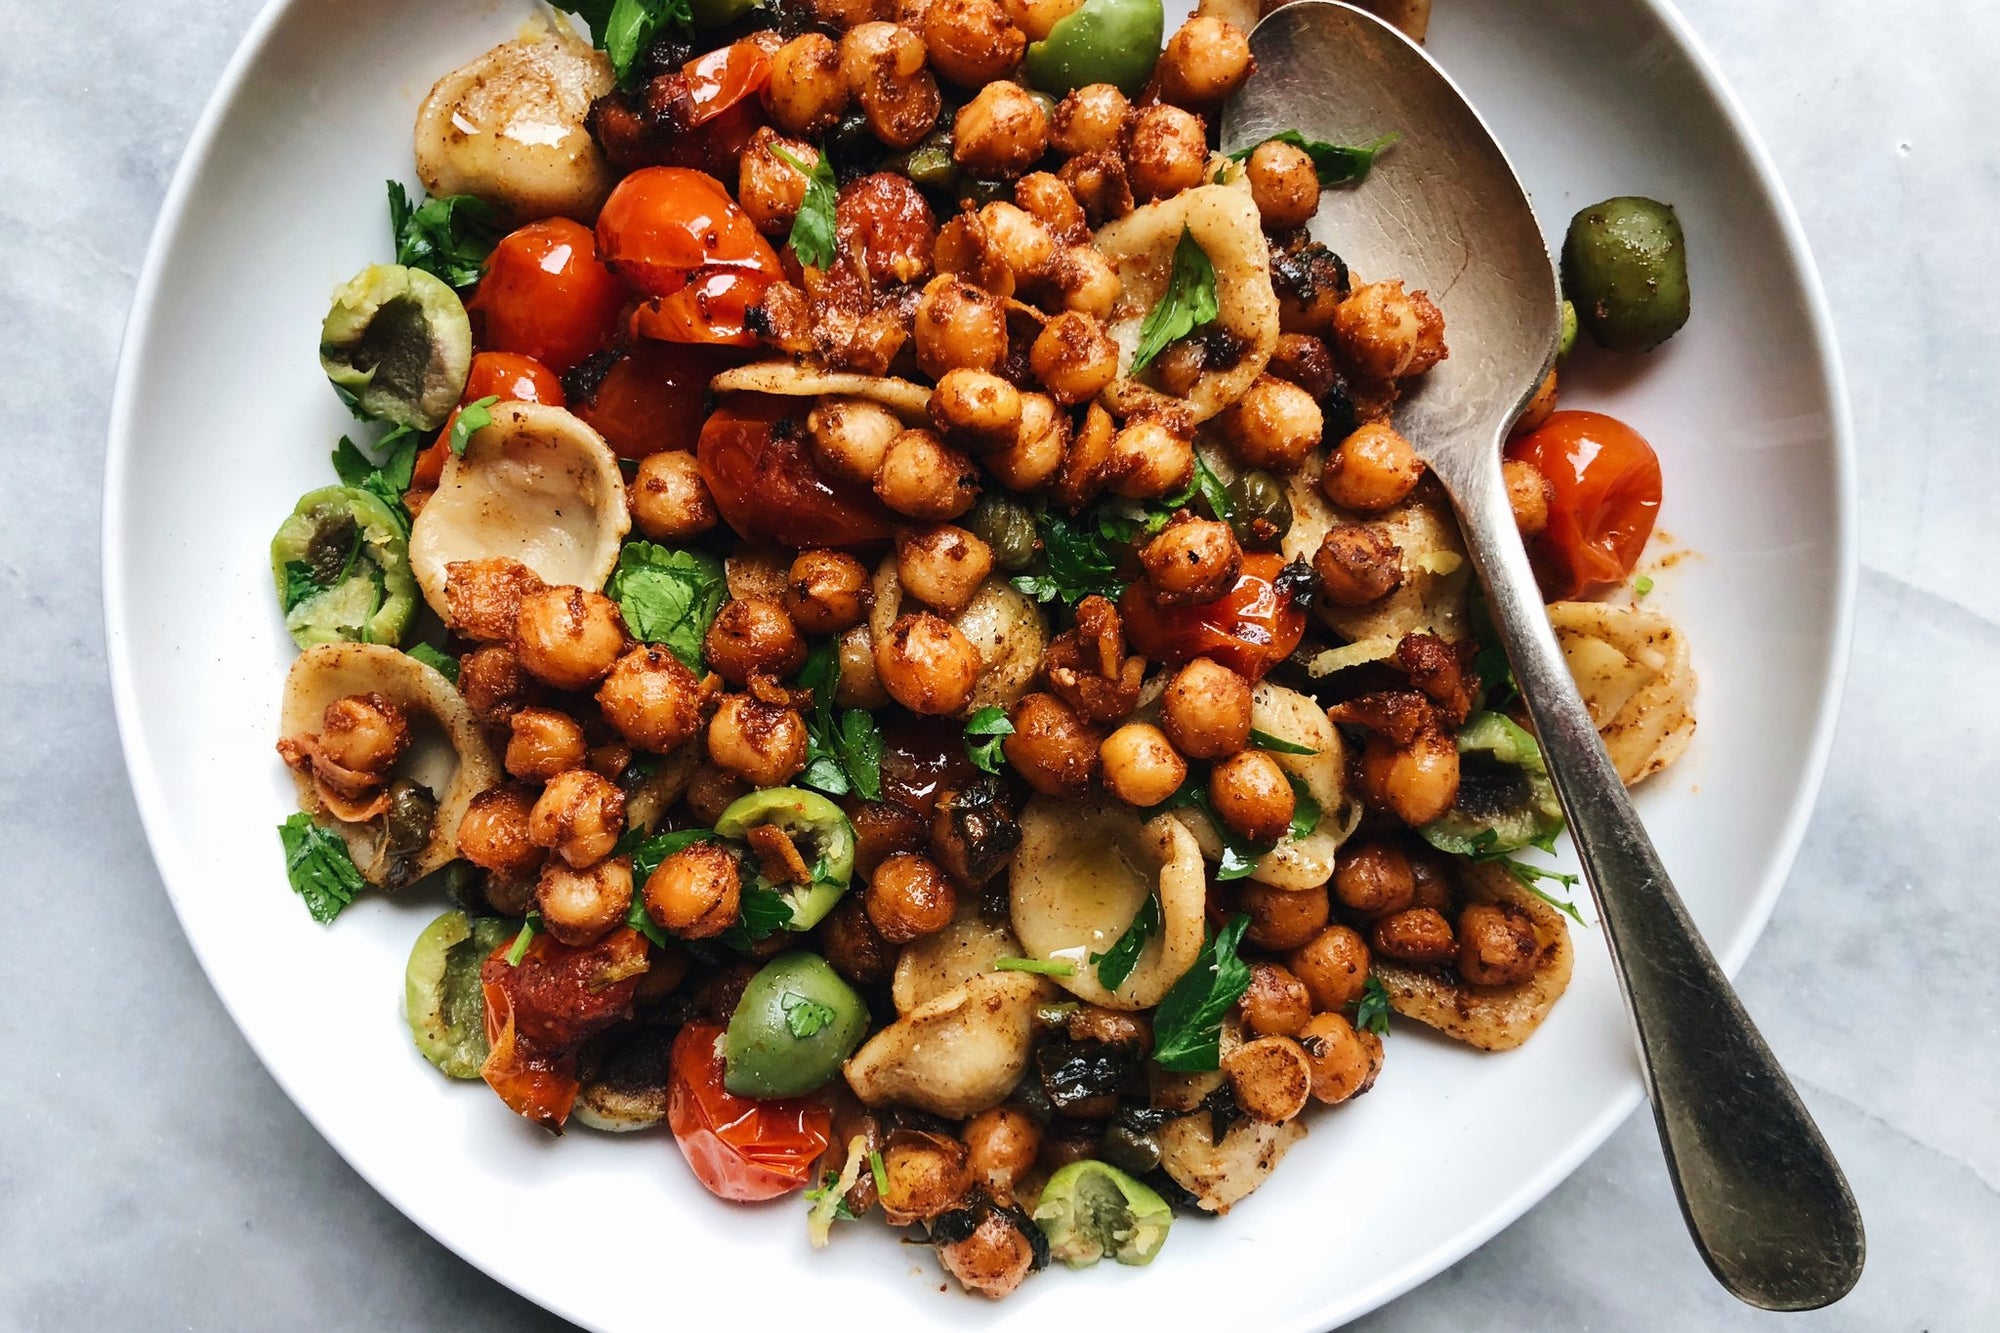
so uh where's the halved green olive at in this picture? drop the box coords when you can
[269,485,418,648]
[1024,0,1165,98]
[1420,711,1565,856]
[1032,1159,1173,1267]
[714,787,858,931]
[404,910,516,1079]
[319,263,473,429]
[723,952,870,1098]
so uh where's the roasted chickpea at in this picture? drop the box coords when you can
[1236,881,1330,952]
[644,842,742,940]
[595,645,706,753]
[1360,730,1460,826]
[1371,906,1457,965]
[1502,458,1553,538]
[1208,751,1295,844]
[528,769,626,869]
[1266,332,1340,400]
[1323,422,1424,512]
[535,856,634,947]
[875,429,983,520]
[504,707,588,783]
[1098,721,1187,808]
[1512,367,1558,437]
[977,201,1056,282]
[1313,524,1404,606]
[836,624,893,708]
[1002,692,1101,796]
[1332,279,1448,380]
[1126,105,1209,201]
[1107,418,1194,499]
[1244,139,1319,230]
[764,33,849,137]
[316,693,408,777]
[1029,311,1119,405]
[1407,848,1456,914]
[897,524,996,615]
[914,275,1009,376]
[782,550,871,634]
[1160,657,1252,759]
[809,396,904,485]
[1222,1035,1313,1124]
[457,644,539,726]
[1221,374,1323,472]
[588,739,634,782]
[929,368,1023,451]
[1050,82,1131,156]
[953,81,1049,178]
[1458,902,1541,986]
[866,852,958,943]
[1288,924,1371,1011]
[1139,515,1241,605]
[923,0,1027,87]
[1157,16,1253,109]
[878,1134,969,1225]
[457,785,545,879]
[1299,1011,1383,1104]
[703,597,808,685]
[685,764,751,828]
[821,894,897,985]
[443,557,546,644]
[986,391,1071,492]
[1238,961,1313,1037]
[1047,243,1122,317]
[739,129,817,236]
[963,1105,1042,1199]
[850,799,927,877]
[1333,839,1416,917]
[841,22,944,149]
[628,449,719,542]
[1057,151,1134,226]
[875,611,981,714]
[1015,171,1087,242]
[706,694,810,788]
[514,587,628,691]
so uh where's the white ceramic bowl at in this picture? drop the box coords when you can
[104,1,1851,1328]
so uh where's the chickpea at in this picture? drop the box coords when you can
[739,129,817,236]
[627,449,718,543]
[1407,848,1456,914]
[977,201,1056,283]
[588,739,633,782]
[914,275,1009,377]
[457,644,538,727]
[316,693,408,778]
[1512,367,1558,437]
[1458,902,1541,986]
[1107,419,1194,499]
[1322,422,1424,512]
[536,856,634,947]
[963,1106,1042,1199]
[1029,311,1118,406]
[514,587,628,691]
[707,694,810,788]
[953,81,1049,178]
[1266,332,1340,400]
[1208,751,1295,844]
[1313,524,1404,606]
[1126,105,1209,202]
[763,33,849,137]
[1049,82,1131,156]
[703,597,807,686]
[482,870,539,918]
[1244,139,1319,230]
[1239,961,1313,1037]
[821,894,897,986]
[595,645,705,753]
[457,785,545,879]
[782,550,871,634]
[443,557,546,644]
[840,22,943,149]
[986,392,1070,492]
[1298,1011,1383,1104]
[1220,374,1323,473]
[809,396,903,485]
[877,1134,969,1225]
[1160,657,1252,760]
[874,612,981,714]
[1332,279,1449,381]
[1139,515,1241,606]
[1157,16,1253,109]
[1361,730,1460,825]
[1002,692,1102,796]
[1047,244,1122,318]
[685,764,751,828]
[528,769,625,869]
[1371,906,1457,965]
[1222,1035,1313,1124]
[897,524,995,615]
[923,0,1026,87]
[814,0,893,30]
[1502,458,1553,538]
[1333,839,1416,918]
[929,368,1023,452]
[1288,924,1371,1011]
[1097,722,1187,808]
[1015,171,1087,242]
[1057,151,1134,226]
[836,625,893,708]
[866,852,958,943]
[875,429,982,519]
[504,707,588,783]
[643,842,742,941]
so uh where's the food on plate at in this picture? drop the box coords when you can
[268,0,1697,1300]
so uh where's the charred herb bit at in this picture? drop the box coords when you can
[1090,893,1162,991]
[1150,914,1253,1072]
[1199,1082,1247,1146]
[1037,1037,1142,1112]
[1274,555,1316,612]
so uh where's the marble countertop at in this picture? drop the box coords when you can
[4,0,1992,1327]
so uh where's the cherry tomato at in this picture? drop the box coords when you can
[478,928,649,1131]
[1121,552,1308,682]
[697,394,896,547]
[684,41,773,127]
[410,352,566,495]
[467,218,627,373]
[569,341,741,461]
[628,266,773,347]
[1504,409,1663,599]
[595,167,781,302]
[668,1022,832,1201]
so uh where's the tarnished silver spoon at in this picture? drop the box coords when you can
[1223,0,1862,1310]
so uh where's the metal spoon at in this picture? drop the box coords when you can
[1223,1,1863,1309]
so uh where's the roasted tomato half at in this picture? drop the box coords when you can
[468,217,627,373]
[668,1022,832,1201]
[1504,409,1663,599]
[567,341,740,460]
[1121,551,1308,681]
[478,927,649,1131]
[697,393,897,547]
[595,167,781,302]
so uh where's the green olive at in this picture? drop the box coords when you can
[1024,0,1165,98]
[320,263,473,429]
[1098,1122,1162,1176]
[1561,196,1690,354]
[966,491,1040,571]
[1419,711,1564,856]
[404,910,516,1079]
[1226,469,1293,550]
[714,787,857,931]
[723,952,871,1098]
[269,485,418,648]
[1032,1159,1173,1267]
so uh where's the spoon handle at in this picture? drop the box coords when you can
[1432,445,1864,1311]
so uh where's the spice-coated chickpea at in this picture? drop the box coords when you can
[1222,1034,1313,1124]
[1139,515,1241,605]
[529,769,627,869]
[875,429,983,519]
[986,392,1070,492]
[782,550,872,635]
[1002,0,1083,41]
[1050,83,1131,157]
[1512,368,1558,438]
[763,33,849,137]
[897,524,996,616]
[836,625,893,708]
[1266,332,1340,401]
[316,693,409,778]
[1502,458,1553,538]
[1238,961,1314,1037]
[704,597,808,685]
[1221,374,1324,472]
[1057,151,1135,226]
[1098,721,1188,808]
[1458,901,1541,986]
[1209,750,1296,844]
[1361,730,1460,826]
[963,1105,1043,1199]
[1160,657,1253,759]
[628,449,719,542]
[953,81,1050,178]
[915,275,1010,377]
[595,645,706,753]
[977,201,1057,282]
[457,644,538,727]
[1244,139,1319,230]
[1333,839,1416,917]
[850,800,927,878]
[514,586,628,691]
[878,1135,970,1225]
[1313,524,1404,606]
[1157,16,1253,109]
[1125,105,1209,202]
[444,557,547,644]
[1108,419,1194,499]
[840,22,943,150]
[644,842,742,940]
[706,694,810,788]
[1015,171,1087,242]
[1002,692,1102,796]
[1371,905,1457,965]
[1332,279,1448,380]
[821,893,897,986]
[1029,311,1119,405]
[1298,1011,1383,1104]
[1322,422,1424,512]
[457,785,545,879]
[865,851,958,943]
[738,129,817,236]
[505,707,588,783]
[809,396,904,485]
[1236,880,1330,952]
[929,368,1024,452]
[1046,248,1119,324]
[1287,924,1371,1011]
[875,612,982,715]
[923,0,1027,88]
[536,856,634,947]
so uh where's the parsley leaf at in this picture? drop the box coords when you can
[964,706,1015,776]
[505,912,541,966]
[1162,778,1318,880]
[617,825,714,884]
[607,543,729,671]
[782,992,839,1038]
[796,640,884,801]
[768,143,838,269]
[598,0,695,87]
[1152,914,1253,1071]
[1465,834,1586,925]
[834,708,884,801]
[994,956,1077,977]
[280,561,324,615]
[869,1149,889,1197]
[1248,728,1318,756]
[721,886,796,952]
[1090,894,1161,992]
[1228,130,1399,186]
[1472,642,1518,713]
[276,813,364,924]
[1352,975,1391,1036]
[1130,226,1220,374]
[406,642,459,683]
[387,181,504,289]
[332,429,422,534]
[448,396,501,457]
[1009,507,1129,606]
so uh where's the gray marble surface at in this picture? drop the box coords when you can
[3,1,1992,1328]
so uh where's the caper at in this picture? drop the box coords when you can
[1099,1121,1162,1176]
[1226,469,1293,550]
[899,130,958,190]
[1561,196,1691,353]
[384,780,438,859]
[966,491,1040,571]
[825,111,884,183]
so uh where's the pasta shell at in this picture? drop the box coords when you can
[1157,1109,1307,1214]
[1547,600,1697,785]
[842,971,1049,1119]
[868,557,1048,716]
[890,911,1024,1016]
[1282,460,1473,646]
[709,363,934,422]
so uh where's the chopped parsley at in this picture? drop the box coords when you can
[448,396,501,457]
[1352,975,1391,1036]
[1130,226,1220,375]
[796,640,884,801]
[1161,775,1320,880]
[1151,914,1253,1071]
[406,642,459,684]
[994,956,1077,977]
[1090,894,1161,991]
[1228,130,1399,186]
[332,428,422,534]
[387,182,504,289]
[768,143,838,269]
[869,1149,889,1197]
[504,912,542,966]
[1466,831,1586,925]
[1634,574,1656,596]
[276,813,364,924]
[781,992,839,1039]
[963,706,1015,776]
[607,542,729,672]
[720,886,796,952]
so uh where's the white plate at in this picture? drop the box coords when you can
[104,1,1851,1328]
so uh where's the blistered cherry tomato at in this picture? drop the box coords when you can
[697,394,896,547]
[629,267,772,347]
[668,1022,832,1201]
[684,41,773,127]
[410,352,567,495]
[595,167,781,301]
[569,342,740,460]
[1122,552,1307,682]
[478,927,649,1131]
[1504,409,1663,599]
[468,218,626,373]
